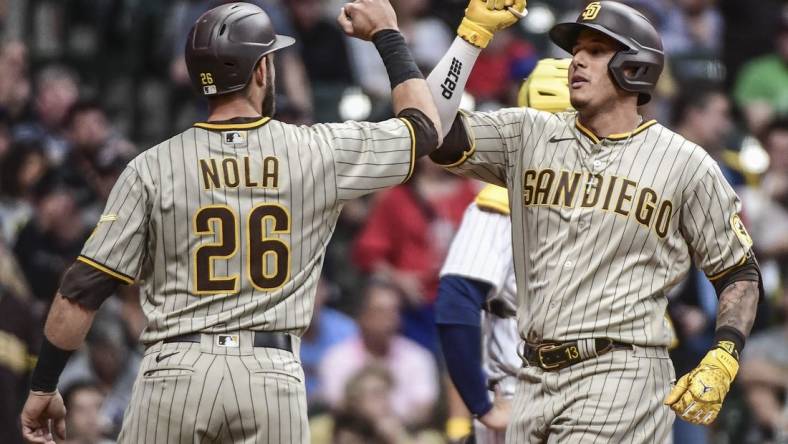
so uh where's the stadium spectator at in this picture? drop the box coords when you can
[61,381,114,444]
[14,66,80,165]
[661,0,722,56]
[733,9,788,135]
[59,100,135,223]
[60,311,141,437]
[0,40,31,124]
[319,279,439,426]
[13,178,86,303]
[301,277,358,406]
[312,365,442,444]
[672,84,745,186]
[0,141,49,245]
[740,287,788,442]
[740,119,788,261]
[0,283,40,444]
[352,161,476,352]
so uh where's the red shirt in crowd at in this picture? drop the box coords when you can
[352,181,477,303]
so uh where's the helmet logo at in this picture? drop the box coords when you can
[581,2,601,21]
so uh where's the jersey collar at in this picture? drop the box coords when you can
[193,116,271,130]
[575,118,657,144]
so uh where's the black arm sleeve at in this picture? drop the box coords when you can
[429,112,473,165]
[397,108,438,158]
[59,261,121,310]
[712,251,762,299]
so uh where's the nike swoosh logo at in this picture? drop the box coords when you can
[155,352,179,363]
[549,136,575,143]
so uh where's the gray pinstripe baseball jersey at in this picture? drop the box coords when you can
[80,116,417,443]
[443,109,752,348]
[80,116,415,344]
[439,108,753,442]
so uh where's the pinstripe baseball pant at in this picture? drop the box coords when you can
[506,345,675,443]
[117,332,308,443]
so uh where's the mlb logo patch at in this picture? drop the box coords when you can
[216,335,239,347]
[223,131,246,145]
[203,85,217,95]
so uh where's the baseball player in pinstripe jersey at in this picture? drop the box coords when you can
[436,59,571,444]
[424,1,763,442]
[19,2,445,443]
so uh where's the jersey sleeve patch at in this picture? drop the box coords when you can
[475,185,510,215]
[730,213,753,249]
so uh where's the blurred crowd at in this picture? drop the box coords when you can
[0,0,787,443]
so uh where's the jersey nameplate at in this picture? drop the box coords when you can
[199,155,279,191]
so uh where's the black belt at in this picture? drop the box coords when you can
[163,331,293,353]
[523,338,632,371]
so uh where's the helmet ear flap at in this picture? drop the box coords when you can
[608,50,661,105]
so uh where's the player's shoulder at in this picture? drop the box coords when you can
[645,123,717,172]
[475,184,510,215]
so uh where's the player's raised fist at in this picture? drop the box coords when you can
[338,0,399,41]
[20,390,67,444]
[458,0,527,48]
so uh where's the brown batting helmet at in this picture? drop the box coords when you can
[185,2,295,97]
[549,1,664,105]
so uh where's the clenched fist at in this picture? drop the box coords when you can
[458,0,527,48]
[337,0,398,41]
[663,347,739,425]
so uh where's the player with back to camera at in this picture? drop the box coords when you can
[425,0,762,442]
[18,1,446,443]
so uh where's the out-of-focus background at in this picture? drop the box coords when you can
[0,0,787,443]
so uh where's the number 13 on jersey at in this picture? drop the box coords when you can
[192,203,290,294]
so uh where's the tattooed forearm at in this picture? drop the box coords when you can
[717,280,759,336]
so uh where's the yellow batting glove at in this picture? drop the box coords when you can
[663,347,739,425]
[458,0,527,48]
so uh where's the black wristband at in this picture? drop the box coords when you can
[30,338,74,392]
[714,326,746,360]
[372,29,423,90]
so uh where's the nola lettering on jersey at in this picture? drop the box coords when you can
[522,169,673,238]
[199,155,279,191]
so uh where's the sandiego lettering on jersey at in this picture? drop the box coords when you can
[521,169,673,237]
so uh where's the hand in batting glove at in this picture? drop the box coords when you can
[458,0,527,48]
[663,346,739,425]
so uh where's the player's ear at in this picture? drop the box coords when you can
[253,57,266,88]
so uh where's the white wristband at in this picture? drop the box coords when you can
[427,37,482,137]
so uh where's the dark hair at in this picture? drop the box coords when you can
[763,117,788,138]
[61,380,102,410]
[0,141,47,198]
[355,276,402,317]
[671,83,727,127]
[64,99,105,129]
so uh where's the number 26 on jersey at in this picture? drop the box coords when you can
[192,203,290,294]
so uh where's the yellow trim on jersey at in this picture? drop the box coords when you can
[77,256,135,285]
[706,254,749,282]
[399,117,416,182]
[575,119,657,144]
[193,117,271,130]
[475,184,510,215]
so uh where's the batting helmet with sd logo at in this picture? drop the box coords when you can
[549,1,664,105]
[185,2,295,97]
